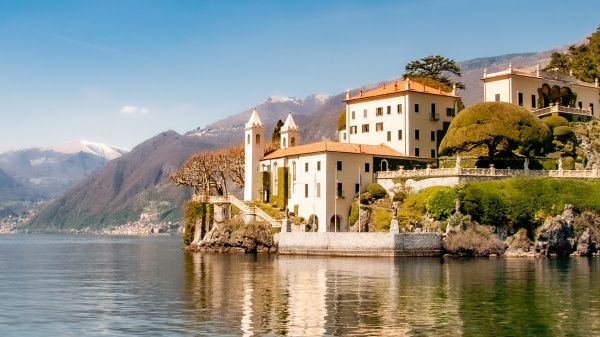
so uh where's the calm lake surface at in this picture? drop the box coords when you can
[0,235,599,336]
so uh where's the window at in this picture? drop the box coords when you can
[273,163,278,195]
[351,111,355,120]
[337,183,343,198]
[387,131,391,141]
[398,129,403,140]
[317,183,321,197]
[317,161,321,171]
[495,94,500,102]
[342,132,347,140]
[355,183,360,193]
[375,122,383,131]
[376,107,383,116]
[363,109,367,118]
[247,134,250,144]
[431,103,436,114]
[305,162,308,172]
[579,101,583,109]
[304,184,309,198]
[362,124,370,133]
[518,92,523,106]
[350,125,357,134]
[337,160,342,171]
[431,149,436,158]
[414,103,419,113]
[365,163,370,173]
[446,107,455,117]
[256,134,260,144]
[415,129,420,140]
[430,131,435,142]
[531,94,536,108]
[292,162,296,193]
[591,103,595,115]
[397,104,403,114]
[387,106,391,115]
[415,148,420,157]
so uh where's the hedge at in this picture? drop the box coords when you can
[276,167,289,210]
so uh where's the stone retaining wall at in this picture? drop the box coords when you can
[277,232,441,257]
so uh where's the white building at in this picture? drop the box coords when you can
[483,64,600,120]
[244,110,431,232]
[340,79,460,158]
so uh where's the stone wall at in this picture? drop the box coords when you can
[277,232,441,257]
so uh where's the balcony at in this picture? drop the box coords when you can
[533,104,593,118]
[429,112,440,121]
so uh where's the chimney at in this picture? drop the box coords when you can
[406,78,410,90]
[359,89,363,97]
[383,83,386,89]
[536,63,540,77]
[394,82,398,91]
[452,83,457,96]
[346,88,350,100]
[483,68,487,78]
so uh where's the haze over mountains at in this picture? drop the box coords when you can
[13,39,585,230]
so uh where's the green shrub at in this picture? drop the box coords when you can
[542,116,569,131]
[276,167,289,209]
[553,125,573,137]
[425,187,458,219]
[183,201,207,245]
[403,186,448,214]
[563,156,575,170]
[373,208,392,231]
[366,183,387,199]
[348,202,359,226]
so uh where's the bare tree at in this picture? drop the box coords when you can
[170,144,245,196]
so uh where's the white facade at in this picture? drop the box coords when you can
[340,80,459,158]
[483,65,600,118]
[260,148,377,232]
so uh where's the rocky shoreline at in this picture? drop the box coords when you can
[444,204,599,257]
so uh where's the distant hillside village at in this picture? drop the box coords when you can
[239,64,600,234]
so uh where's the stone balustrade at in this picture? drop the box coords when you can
[377,166,600,179]
[194,194,281,228]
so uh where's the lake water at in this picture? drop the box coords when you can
[0,235,599,336]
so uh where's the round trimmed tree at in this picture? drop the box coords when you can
[439,102,551,162]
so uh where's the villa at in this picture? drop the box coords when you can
[339,79,460,158]
[483,64,600,120]
[244,79,459,232]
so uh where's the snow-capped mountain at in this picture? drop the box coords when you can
[0,140,128,198]
[39,140,129,161]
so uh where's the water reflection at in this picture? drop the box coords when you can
[183,254,600,336]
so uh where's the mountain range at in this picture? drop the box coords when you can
[0,140,128,200]
[21,39,583,230]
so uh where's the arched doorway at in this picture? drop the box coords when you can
[380,159,389,171]
[329,215,341,232]
[307,214,318,232]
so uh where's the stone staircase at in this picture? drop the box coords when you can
[205,194,281,228]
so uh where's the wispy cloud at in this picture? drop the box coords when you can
[38,32,140,58]
[120,105,149,114]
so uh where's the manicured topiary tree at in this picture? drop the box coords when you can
[541,115,569,132]
[366,183,387,199]
[439,102,552,162]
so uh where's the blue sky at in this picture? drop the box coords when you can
[1,0,599,152]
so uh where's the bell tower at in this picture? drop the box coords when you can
[244,108,264,201]
[280,111,300,149]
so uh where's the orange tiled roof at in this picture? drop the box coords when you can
[346,80,454,101]
[261,141,406,160]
